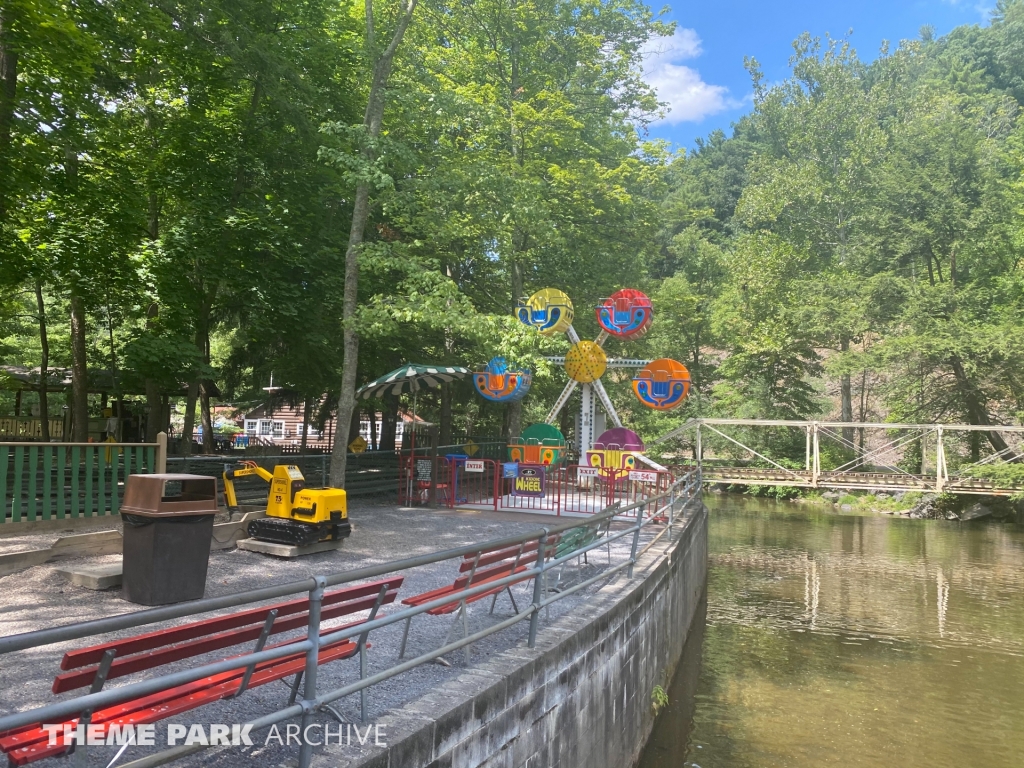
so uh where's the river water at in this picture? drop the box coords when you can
[638,495,1024,768]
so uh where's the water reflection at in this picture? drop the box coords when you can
[638,496,1024,768]
[639,597,706,768]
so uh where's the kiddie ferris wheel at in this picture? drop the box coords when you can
[475,286,692,470]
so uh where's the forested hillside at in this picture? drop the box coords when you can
[1,0,1022,465]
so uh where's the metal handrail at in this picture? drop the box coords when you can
[0,441,160,448]
[656,418,1024,445]
[0,470,703,768]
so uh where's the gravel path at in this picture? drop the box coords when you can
[0,502,654,768]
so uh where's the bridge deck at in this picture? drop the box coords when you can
[701,467,1021,496]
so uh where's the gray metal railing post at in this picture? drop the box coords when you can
[297,576,326,768]
[70,647,117,766]
[527,529,549,648]
[669,484,676,528]
[627,519,642,579]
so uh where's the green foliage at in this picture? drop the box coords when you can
[121,330,212,392]
[3,0,1024,458]
[651,685,669,715]
[961,463,1024,486]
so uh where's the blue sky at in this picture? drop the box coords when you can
[642,1,997,150]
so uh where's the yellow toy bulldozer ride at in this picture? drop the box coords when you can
[222,462,351,547]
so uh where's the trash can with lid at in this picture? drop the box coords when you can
[120,474,218,605]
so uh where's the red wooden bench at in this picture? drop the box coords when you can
[397,536,560,661]
[0,577,403,766]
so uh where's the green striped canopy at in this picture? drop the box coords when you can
[356,364,471,400]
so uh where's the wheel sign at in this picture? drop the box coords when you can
[512,465,545,497]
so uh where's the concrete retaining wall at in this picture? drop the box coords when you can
[322,503,708,768]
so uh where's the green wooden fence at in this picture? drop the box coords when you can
[1,441,163,524]
[1,437,500,523]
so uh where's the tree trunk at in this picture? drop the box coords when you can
[369,405,378,450]
[105,302,122,440]
[0,7,17,222]
[331,179,369,484]
[503,24,526,442]
[857,368,868,456]
[949,354,1020,461]
[439,382,452,446]
[380,395,397,451]
[69,291,89,442]
[143,303,160,441]
[35,281,50,442]
[145,380,160,442]
[147,192,159,242]
[200,382,214,453]
[507,402,522,441]
[839,337,853,450]
[301,398,312,454]
[348,407,361,452]
[329,0,419,487]
[691,327,703,395]
[506,260,524,440]
[181,380,199,456]
[198,323,214,453]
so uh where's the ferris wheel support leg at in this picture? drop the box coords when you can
[591,379,622,429]
[545,380,578,424]
[580,384,595,459]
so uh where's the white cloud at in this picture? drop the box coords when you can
[643,27,705,64]
[642,28,738,125]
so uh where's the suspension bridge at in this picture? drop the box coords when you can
[656,419,1024,496]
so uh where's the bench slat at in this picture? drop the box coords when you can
[400,567,514,608]
[402,537,560,612]
[4,640,360,765]
[60,577,402,670]
[52,589,398,694]
[427,566,532,615]
[458,536,560,572]
[402,563,531,614]
[4,619,369,753]
[453,556,535,591]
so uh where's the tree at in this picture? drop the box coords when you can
[322,0,419,486]
[736,36,892,439]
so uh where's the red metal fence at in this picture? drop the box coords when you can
[427,457,674,519]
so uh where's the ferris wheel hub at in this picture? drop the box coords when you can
[565,341,607,383]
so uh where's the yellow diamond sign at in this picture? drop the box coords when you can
[348,435,368,453]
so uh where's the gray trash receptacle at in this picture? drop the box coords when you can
[120,474,218,605]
